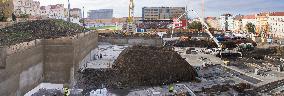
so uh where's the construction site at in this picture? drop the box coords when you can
[0,0,284,96]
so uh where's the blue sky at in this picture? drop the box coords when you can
[34,0,284,18]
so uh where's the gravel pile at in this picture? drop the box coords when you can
[0,19,84,45]
[78,46,197,91]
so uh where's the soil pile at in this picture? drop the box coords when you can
[113,46,197,87]
[78,46,197,90]
[0,19,84,45]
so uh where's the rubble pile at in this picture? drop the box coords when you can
[0,19,84,45]
[78,46,197,90]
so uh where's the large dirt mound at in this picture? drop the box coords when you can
[113,46,197,87]
[78,46,197,90]
[0,19,84,45]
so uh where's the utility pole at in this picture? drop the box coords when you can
[83,6,85,29]
[201,0,205,32]
[67,0,71,22]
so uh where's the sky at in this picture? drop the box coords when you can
[34,0,284,18]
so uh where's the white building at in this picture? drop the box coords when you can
[233,15,244,32]
[70,8,82,18]
[219,14,234,31]
[13,0,41,16]
[242,15,257,32]
[268,12,284,38]
[40,4,65,19]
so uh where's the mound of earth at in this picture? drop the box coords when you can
[0,19,84,45]
[113,46,197,87]
[78,46,197,90]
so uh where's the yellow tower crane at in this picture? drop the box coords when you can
[127,0,135,33]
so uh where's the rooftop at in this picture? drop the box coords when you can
[269,12,284,16]
[243,15,256,19]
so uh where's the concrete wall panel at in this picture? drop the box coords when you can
[0,31,98,95]
[0,47,6,68]
[19,63,43,95]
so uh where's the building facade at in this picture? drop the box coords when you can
[268,12,284,38]
[70,8,82,18]
[88,9,113,19]
[233,15,244,32]
[205,17,220,30]
[142,7,186,20]
[40,4,65,19]
[255,13,269,35]
[219,14,234,31]
[13,0,40,16]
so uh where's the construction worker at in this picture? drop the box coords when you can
[169,84,174,93]
[63,84,70,96]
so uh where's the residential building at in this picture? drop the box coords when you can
[242,15,257,32]
[205,17,220,30]
[13,0,40,16]
[255,13,269,35]
[268,12,284,38]
[219,14,234,31]
[233,15,244,32]
[142,7,186,20]
[88,9,113,19]
[40,4,65,19]
[70,8,82,18]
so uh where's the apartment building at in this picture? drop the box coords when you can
[13,0,40,16]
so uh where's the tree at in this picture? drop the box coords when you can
[0,0,13,21]
[246,23,255,33]
[79,18,84,23]
[188,21,202,31]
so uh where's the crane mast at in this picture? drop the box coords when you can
[127,0,135,33]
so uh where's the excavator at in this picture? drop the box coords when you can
[172,7,242,59]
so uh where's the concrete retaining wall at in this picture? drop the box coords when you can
[0,31,98,96]
[0,47,6,68]
[99,37,162,46]
[0,43,43,96]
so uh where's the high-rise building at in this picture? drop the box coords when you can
[88,9,113,19]
[142,7,186,20]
